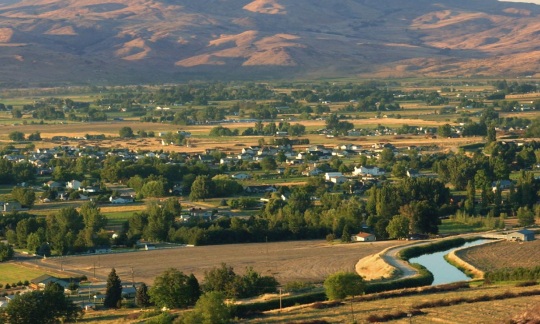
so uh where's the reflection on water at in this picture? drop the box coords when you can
[409,239,490,285]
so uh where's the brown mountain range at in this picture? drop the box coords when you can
[0,0,539,85]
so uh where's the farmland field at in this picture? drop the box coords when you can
[37,240,409,286]
[0,263,56,284]
[241,284,540,324]
[456,239,540,272]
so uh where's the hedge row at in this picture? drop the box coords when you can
[485,266,540,282]
[399,237,479,261]
[356,281,469,303]
[234,264,435,317]
[233,291,326,317]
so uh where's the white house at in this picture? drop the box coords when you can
[325,172,343,181]
[351,232,376,242]
[110,196,134,204]
[330,175,348,184]
[231,173,251,180]
[66,180,82,190]
[353,166,386,177]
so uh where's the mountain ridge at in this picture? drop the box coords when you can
[0,0,539,85]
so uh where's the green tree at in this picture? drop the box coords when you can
[0,242,14,262]
[437,124,452,138]
[136,283,151,308]
[187,274,201,305]
[181,291,231,324]
[8,131,25,141]
[144,201,175,241]
[203,263,237,298]
[341,224,351,243]
[486,125,496,143]
[118,126,134,138]
[386,215,410,239]
[189,175,212,201]
[140,180,166,198]
[260,156,278,171]
[517,207,535,227]
[104,268,123,308]
[391,161,408,178]
[323,272,365,300]
[464,179,476,215]
[79,201,107,248]
[5,282,81,323]
[28,131,42,141]
[149,268,199,309]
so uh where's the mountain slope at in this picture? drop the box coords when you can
[0,0,538,85]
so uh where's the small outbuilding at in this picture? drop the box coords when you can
[507,229,535,242]
[351,232,376,242]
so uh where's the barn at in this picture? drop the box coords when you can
[507,229,535,242]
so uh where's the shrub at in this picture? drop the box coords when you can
[284,281,315,293]
[515,281,537,287]
[311,301,343,309]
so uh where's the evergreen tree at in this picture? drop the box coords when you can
[136,283,151,308]
[486,125,496,143]
[341,225,351,243]
[104,268,123,308]
[187,274,201,306]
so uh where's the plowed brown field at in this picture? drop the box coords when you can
[41,240,408,285]
[456,239,540,272]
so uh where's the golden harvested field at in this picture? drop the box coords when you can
[40,240,409,286]
[242,285,540,324]
[457,240,540,272]
[0,118,483,155]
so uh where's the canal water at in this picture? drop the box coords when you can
[408,239,490,285]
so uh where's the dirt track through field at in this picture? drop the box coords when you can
[40,240,408,285]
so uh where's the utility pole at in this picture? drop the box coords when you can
[131,266,135,287]
[279,287,282,312]
[93,262,96,279]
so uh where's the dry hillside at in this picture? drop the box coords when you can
[0,0,539,85]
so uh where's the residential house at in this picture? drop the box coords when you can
[407,169,420,178]
[303,168,323,177]
[45,181,63,190]
[110,196,134,204]
[231,173,251,180]
[30,275,70,290]
[66,180,82,190]
[325,172,344,181]
[492,180,513,192]
[353,166,386,177]
[244,185,277,194]
[330,175,348,184]
[2,201,22,213]
[351,232,376,242]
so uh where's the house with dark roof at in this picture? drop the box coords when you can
[507,229,535,242]
[30,275,70,290]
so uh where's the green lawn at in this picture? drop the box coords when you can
[0,263,50,284]
[103,211,135,228]
[439,219,489,234]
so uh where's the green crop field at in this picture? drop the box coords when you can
[0,263,51,284]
